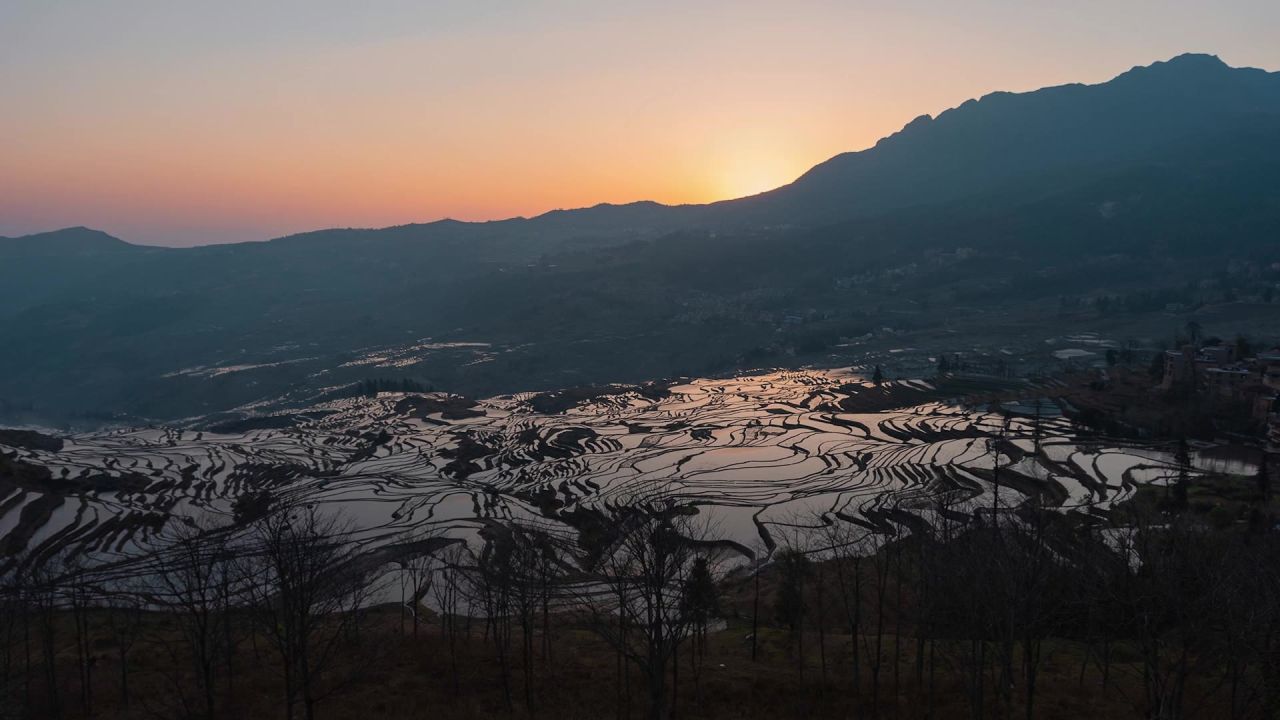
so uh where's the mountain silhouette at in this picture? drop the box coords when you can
[1,226,136,254]
[703,53,1280,225]
[3,53,1279,424]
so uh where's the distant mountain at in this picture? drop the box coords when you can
[443,52,1280,231]
[3,53,1280,425]
[10,54,1279,252]
[0,226,137,254]
[708,53,1280,225]
[258,54,1280,237]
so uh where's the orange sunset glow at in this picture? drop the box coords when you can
[4,1,1279,245]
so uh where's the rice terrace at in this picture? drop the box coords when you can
[4,4,1280,718]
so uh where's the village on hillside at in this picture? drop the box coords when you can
[1157,337,1280,452]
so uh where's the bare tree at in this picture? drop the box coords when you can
[680,552,720,706]
[473,531,517,711]
[750,539,763,664]
[824,520,869,696]
[1097,507,1222,720]
[428,540,471,697]
[1239,531,1280,718]
[64,558,96,718]
[489,522,565,716]
[773,544,811,681]
[396,527,440,640]
[867,528,894,716]
[242,503,377,720]
[581,500,727,720]
[101,573,148,711]
[0,554,50,718]
[148,519,235,720]
[30,557,65,720]
[0,557,28,713]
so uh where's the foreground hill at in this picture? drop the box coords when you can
[3,54,1280,424]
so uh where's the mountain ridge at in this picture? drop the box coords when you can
[3,52,1279,425]
[11,52,1276,250]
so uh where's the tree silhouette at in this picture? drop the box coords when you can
[1185,320,1203,345]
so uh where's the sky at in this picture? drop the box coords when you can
[3,1,1279,246]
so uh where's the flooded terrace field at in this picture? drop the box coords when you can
[0,369,1196,567]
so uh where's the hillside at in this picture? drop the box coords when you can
[3,54,1280,425]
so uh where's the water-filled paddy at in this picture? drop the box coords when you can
[0,369,1194,564]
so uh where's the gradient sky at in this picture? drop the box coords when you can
[3,1,1279,246]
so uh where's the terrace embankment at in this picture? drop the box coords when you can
[0,368,1210,566]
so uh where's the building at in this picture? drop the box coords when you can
[1269,397,1280,454]
[1162,343,1280,437]
[1198,344,1237,365]
[1258,352,1280,448]
[1206,366,1253,398]
[1160,345,1196,390]
[1259,352,1280,392]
